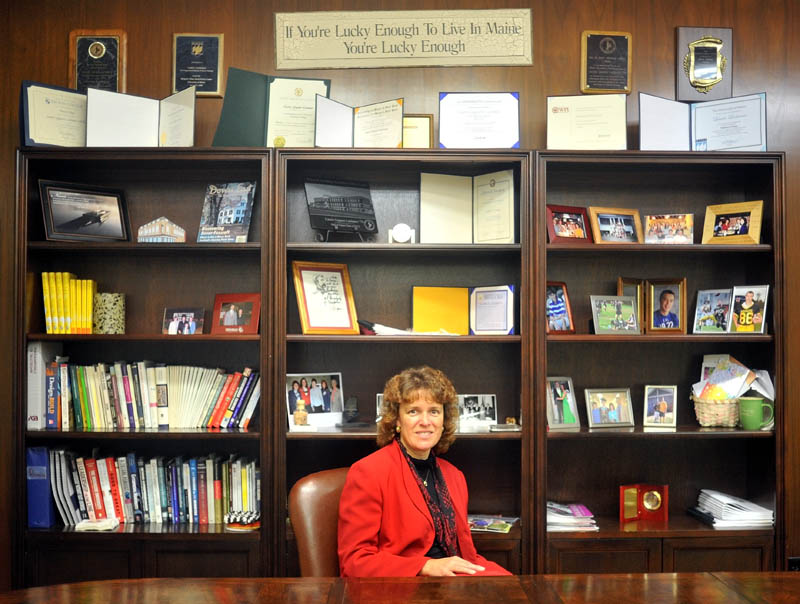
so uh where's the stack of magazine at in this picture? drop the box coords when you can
[467,514,519,534]
[547,501,598,532]
[688,489,774,529]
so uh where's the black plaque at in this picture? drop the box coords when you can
[72,34,123,93]
[173,34,223,96]
[581,31,632,94]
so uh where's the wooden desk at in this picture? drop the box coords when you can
[2,573,800,603]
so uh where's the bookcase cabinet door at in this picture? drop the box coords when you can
[547,538,661,574]
[26,540,141,586]
[663,536,773,572]
[143,541,261,577]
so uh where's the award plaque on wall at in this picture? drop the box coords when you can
[69,29,127,93]
[173,33,223,97]
[676,27,732,102]
[581,30,632,94]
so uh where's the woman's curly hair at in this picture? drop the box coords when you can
[377,366,458,454]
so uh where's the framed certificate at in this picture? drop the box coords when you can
[439,92,520,149]
[69,29,127,93]
[292,261,359,335]
[173,33,223,96]
[402,114,433,148]
[469,285,515,335]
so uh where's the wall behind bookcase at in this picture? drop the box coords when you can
[1,0,799,589]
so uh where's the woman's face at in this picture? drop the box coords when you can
[301,378,308,388]
[396,390,444,460]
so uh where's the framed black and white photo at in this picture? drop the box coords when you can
[457,394,497,432]
[39,180,130,242]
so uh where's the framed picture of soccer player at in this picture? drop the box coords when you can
[693,288,733,333]
[616,277,644,331]
[643,385,677,428]
[546,281,574,334]
[589,295,639,334]
[584,387,634,428]
[546,204,593,245]
[728,285,769,334]
[546,377,580,430]
[645,278,686,334]
[702,200,763,245]
[587,206,644,244]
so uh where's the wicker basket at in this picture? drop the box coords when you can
[692,395,740,427]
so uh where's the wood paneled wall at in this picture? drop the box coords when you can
[2,0,798,589]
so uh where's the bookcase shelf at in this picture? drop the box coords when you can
[546,426,774,439]
[546,243,773,253]
[546,334,773,343]
[26,524,262,538]
[286,334,522,343]
[27,334,262,342]
[28,242,261,253]
[550,515,774,540]
[26,429,260,440]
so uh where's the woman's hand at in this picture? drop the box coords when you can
[420,556,485,576]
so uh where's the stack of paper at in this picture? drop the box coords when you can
[690,490,774,529]
[547,501,598,532]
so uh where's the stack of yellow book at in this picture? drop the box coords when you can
[41,272,97,334]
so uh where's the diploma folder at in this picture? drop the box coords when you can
[20,81,87,147]
[314,96,404,148]
[212,67,330,147]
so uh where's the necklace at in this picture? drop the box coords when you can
[423,468,432,487]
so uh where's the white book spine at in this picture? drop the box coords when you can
[76,457,96,521]
[58,450,81,525]
[182,461,193,524]
[137,361,152,429]
[95,459,117,520]
[206,456,215,523]
[148,458,162,524]
[49,450,69,525]
[113,363,129,430]
[146,366,159,428]
[95,364,113,430]
[59,363,71,431]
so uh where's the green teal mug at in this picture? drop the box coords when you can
[739,397,774,430]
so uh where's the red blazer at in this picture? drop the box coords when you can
[338,439,511,577]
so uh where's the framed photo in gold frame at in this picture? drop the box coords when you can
[617,277,644,333]
[292,260,359,335]
[402,114,434,148]
[702,200,763,244]
[588,206,643,244]
[645,278,687,334]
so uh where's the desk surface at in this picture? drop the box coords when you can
[2,573,800,603]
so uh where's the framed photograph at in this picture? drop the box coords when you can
[546,204,593,244]
[616,277,644,332]
[172,33,223,97]
[546,377,580,429]
[585,388,634,428]
[728,285,769,334]
[470,285,514,335]
[693,289,732,333]
[39,180,130,242]
[644,214,694,244]
[702,200,763,245]
[457,394,497,432]
[292,261,359,335]
[646,278,687,334]
[402,114,433,148]
[589,295,639,334]
[546,282,574,334]
[643,385,677,428]
[211,293,260,335]
[286,372,344,431]
[162,307,205,335]
[588,206,644,244]
[376,393,384,423]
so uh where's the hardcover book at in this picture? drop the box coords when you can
[196,181,256,243]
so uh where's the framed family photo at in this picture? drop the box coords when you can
[457,394,497,432]
[590,295,639,334]
[546,204,592,244]
[644,214,693,244]
[729,285,769,334]
[646,278,686,334]
[702,200,763,245]
[585,388,634,428]
[211,293,261,335]
[588,206,643,244]
[546,377,580,429]
[643,385,677,428]
[693,289,732,333]
[546,281,574,334]
[162,307,205,335]
[286,372,344,431]
[616,277,644,331]
[39,180,130,242]
[292,260,359,335]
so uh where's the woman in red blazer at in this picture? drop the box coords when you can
[338,366,510,577]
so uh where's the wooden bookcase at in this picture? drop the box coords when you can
[14,149,272,585]
[536,151,785,573]
[272,149,533,575]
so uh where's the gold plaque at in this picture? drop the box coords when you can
[683,36,727,93]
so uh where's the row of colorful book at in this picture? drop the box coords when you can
[27,447,259,528]
[41,272,97,334]
[27,343,260,431]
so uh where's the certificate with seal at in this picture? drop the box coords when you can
[69,29,127,93]
[314,96,404,148]
[173,33,223,97]
[439,92,520,149]
[21,81,87,147]
[266,77,330,148]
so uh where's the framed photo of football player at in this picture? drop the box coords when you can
[728,285,769,334]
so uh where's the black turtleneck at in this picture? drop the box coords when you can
[410,455,445,558]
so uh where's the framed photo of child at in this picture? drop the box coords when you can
[645,278,686,334]
[643,385,677,428]
[546,281,574,334]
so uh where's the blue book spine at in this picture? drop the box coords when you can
[169,462,180,524]
[127,453,144,523]
[229,371,257,429]
[156,458,169,523]
[189,458,199,524]
[27,447,57,527]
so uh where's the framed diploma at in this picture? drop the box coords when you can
[69,29,127,93]
[402,114,433,148]
[173,33,223,97]
[469,285,514,335]
[581,31,632,94]
[292,261,359,335]
[439,92,520,149]
[676,27,732,102]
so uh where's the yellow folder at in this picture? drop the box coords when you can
[412,286,469,335]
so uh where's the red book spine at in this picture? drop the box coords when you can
[105,458,125,522]
[84,458,107,519]
[210,372,242,429]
